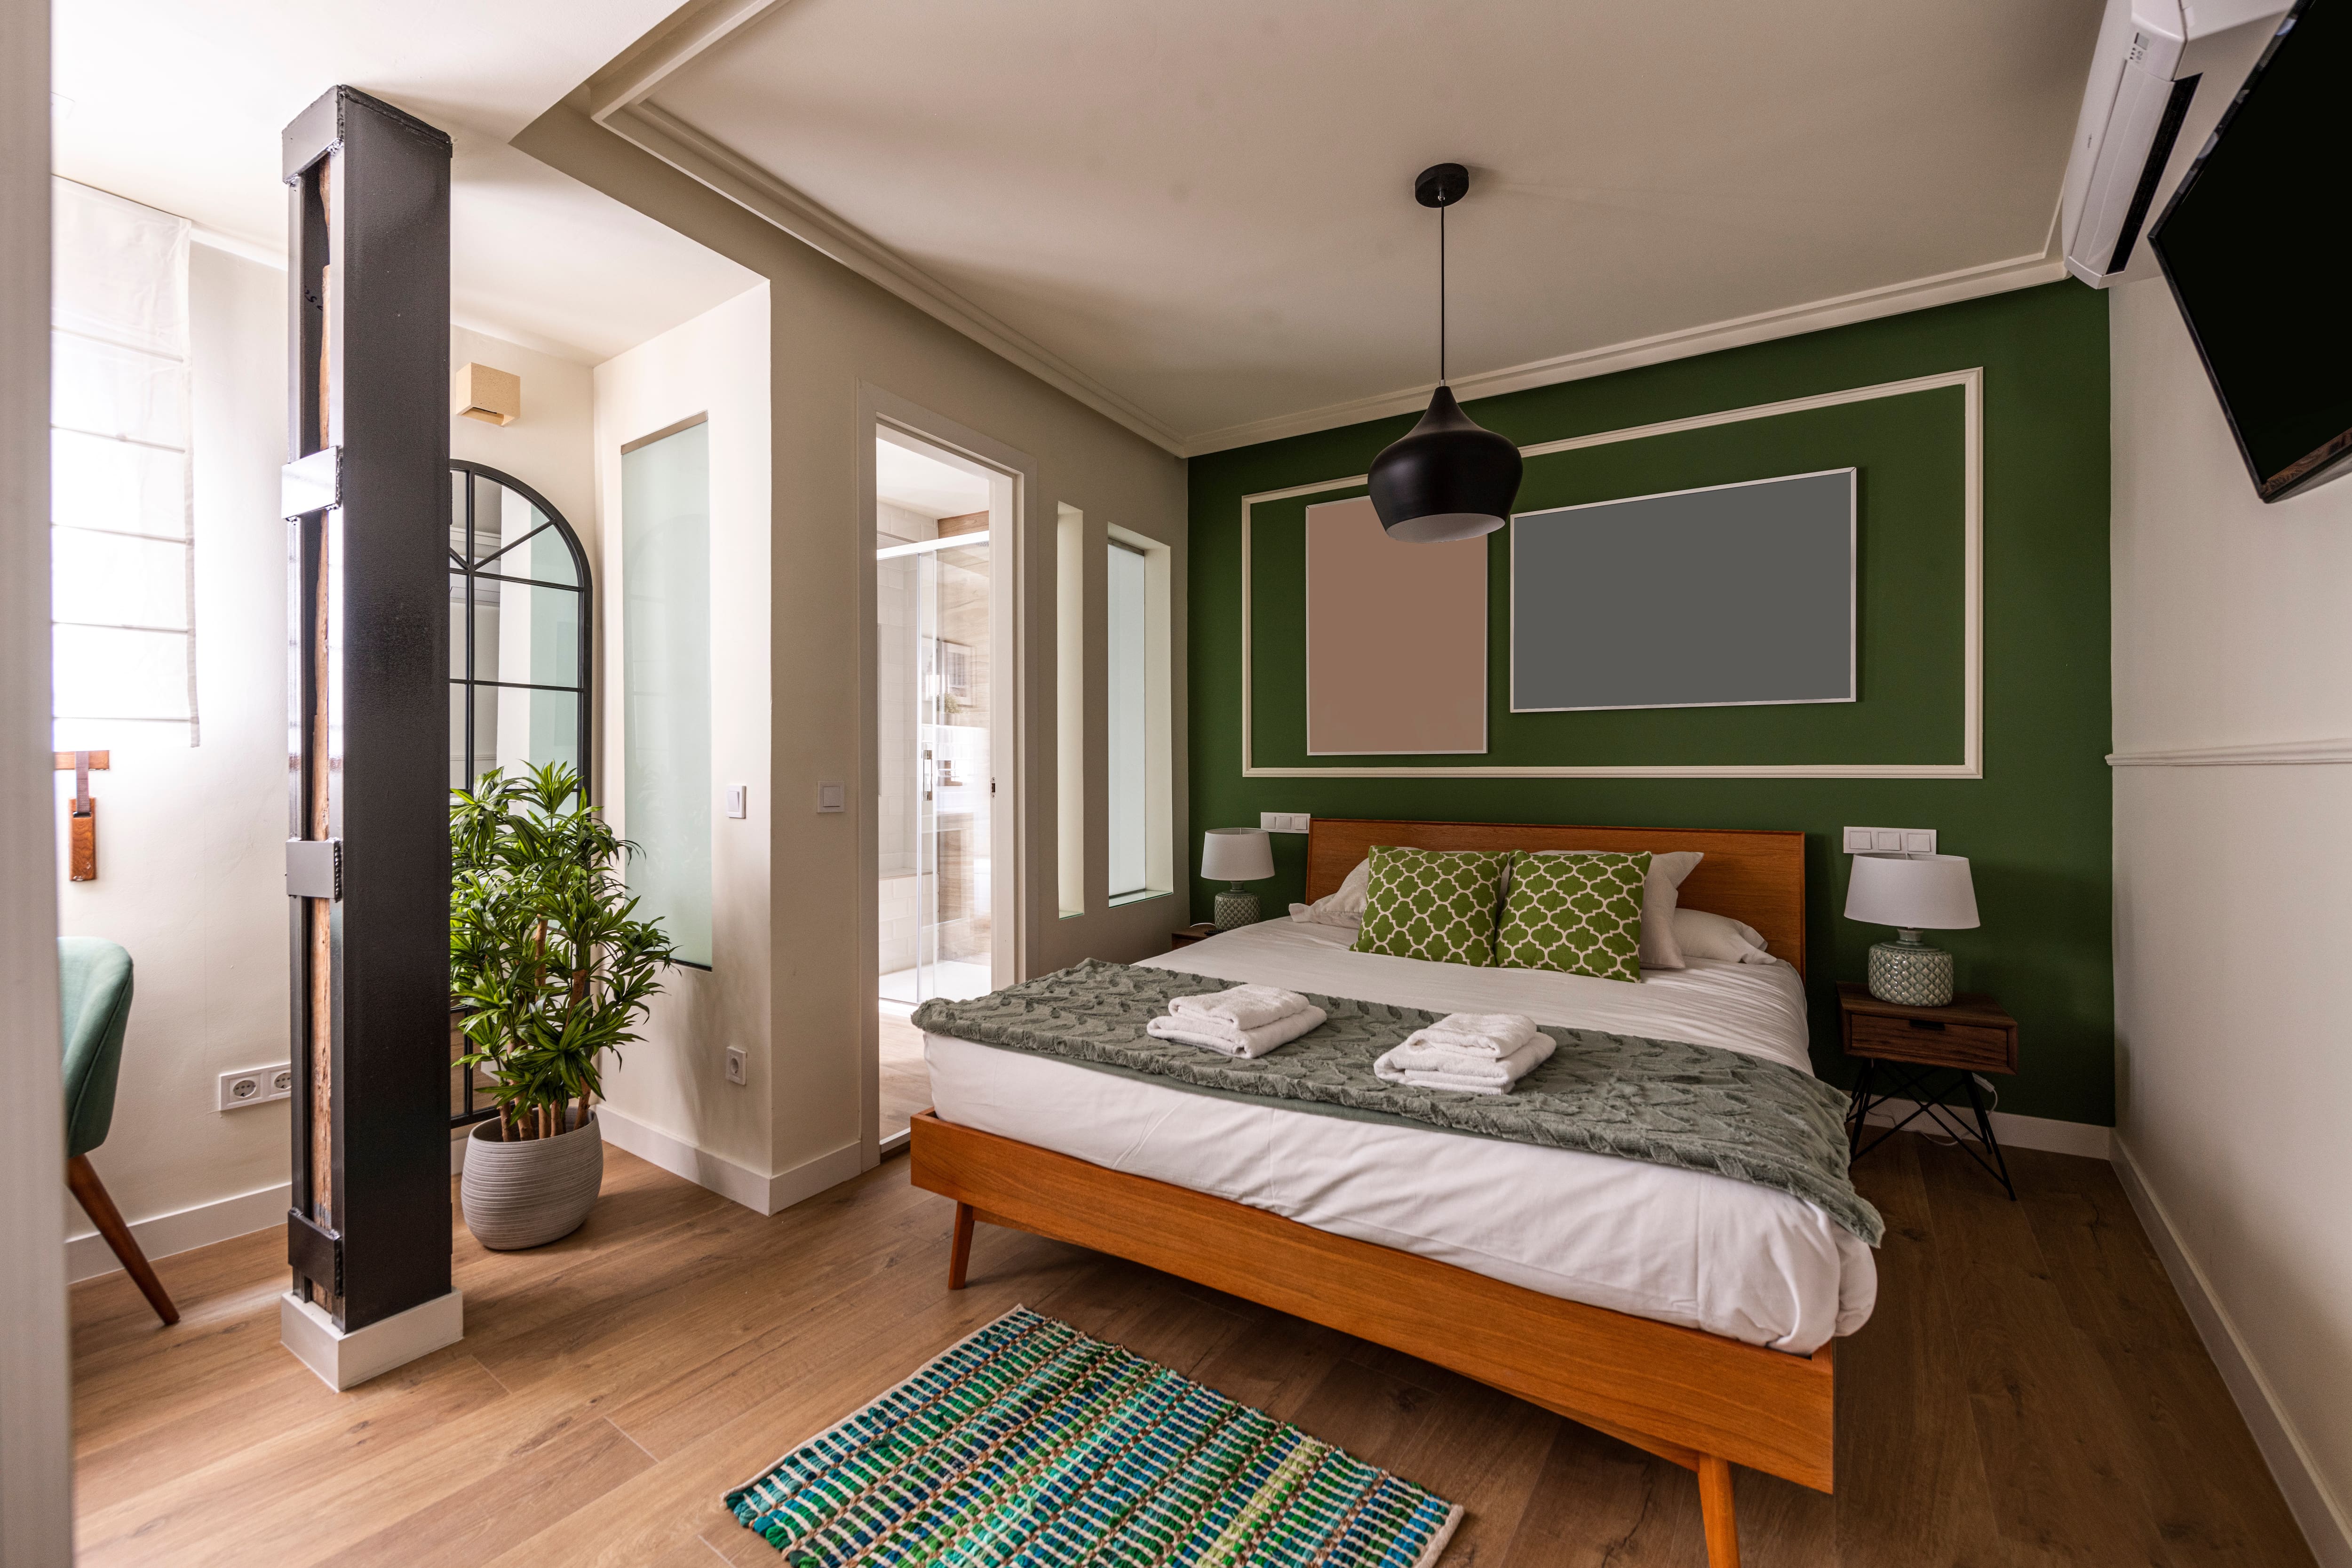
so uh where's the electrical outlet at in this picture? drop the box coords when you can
[1843,826,1938,855]
[1258,812,1312,834]
[724,1046,747,1086]
[218,1063,293,1112]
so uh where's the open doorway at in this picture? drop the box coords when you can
[874,425,1014,1141]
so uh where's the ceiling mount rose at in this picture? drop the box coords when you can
[1369,162,1523,543]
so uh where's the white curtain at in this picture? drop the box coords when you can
[50,176,196,747]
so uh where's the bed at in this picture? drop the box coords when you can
[908,818,1867,1567]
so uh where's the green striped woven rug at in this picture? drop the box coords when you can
[724,1305,1463,1567]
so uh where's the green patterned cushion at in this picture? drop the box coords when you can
[1496,851,1652,982]
[1351,846,1512,967]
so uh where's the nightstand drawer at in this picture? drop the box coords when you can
[1846,1011,2015,1071]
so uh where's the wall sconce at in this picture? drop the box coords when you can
[452,361,521,426]
[53,749,108,881]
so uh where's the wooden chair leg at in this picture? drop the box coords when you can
[946,1201,975,1290]
[66,1154,179,1326]
[1697,1454,1740,1568]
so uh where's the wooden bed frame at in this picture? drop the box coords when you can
[908,817,1821,1568]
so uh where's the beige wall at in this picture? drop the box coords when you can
[518,104,1189,1194]
[55,241,291,1271]
[591,284,782,1203]
[2109,275,2352,1565]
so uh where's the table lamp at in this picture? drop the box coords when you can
[1202,828,1275,931]
[1844,852,1979,1007]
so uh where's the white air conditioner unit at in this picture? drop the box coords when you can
[2059,0,2290,288]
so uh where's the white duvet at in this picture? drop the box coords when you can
[923,919,1875,1353]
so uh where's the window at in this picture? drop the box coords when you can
[50,179,196,747]
[621,418,714,969]
[447,463,592,792]
[1106,539,1149,899]
[1056,504,1085,916]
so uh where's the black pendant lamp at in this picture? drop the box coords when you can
[1368,163,1523,543]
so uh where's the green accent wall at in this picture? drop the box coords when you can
[1186,282,2113,1125]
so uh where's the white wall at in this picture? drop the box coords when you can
[54,241,292,1273]
[1,0,73,1552]
[451,324,599,565]
[2110,275,2352,1566]
[520,104,1189,1199]
[591,285,779,1206]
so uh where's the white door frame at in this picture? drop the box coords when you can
[857,384,1031,1164]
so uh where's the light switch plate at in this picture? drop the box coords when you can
[1259,812,1312,834]
[1843,826,1938,855]
[816,782,845,813]
[723,784,747,819]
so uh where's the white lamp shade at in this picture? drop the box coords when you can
[1844,852,1979,931]
[1201,828,1274,882]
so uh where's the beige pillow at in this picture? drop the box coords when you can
[1288,857,1370,928]
[1673,907,1779,964]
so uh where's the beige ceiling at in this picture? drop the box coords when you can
[598,0,2103,452]
[53,0,759,363]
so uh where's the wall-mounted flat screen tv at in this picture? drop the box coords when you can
[2150,0,2351,503]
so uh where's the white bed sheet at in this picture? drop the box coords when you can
[923,920,1875,1353]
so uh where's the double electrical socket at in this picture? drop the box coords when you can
[1843,826,1938,855]
[218,1063,294,1112]
[1258,812,1312,835]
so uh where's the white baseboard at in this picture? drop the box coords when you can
[66,1179,290,1284]
[592,1105,863,1217]
[1861,1095,2114,1160]
[279,1288,463,1392]
[2110,1138,2352,1568]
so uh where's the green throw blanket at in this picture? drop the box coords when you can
[913,959,1882,1245]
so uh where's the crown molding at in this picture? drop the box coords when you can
[1184,244,2064,456]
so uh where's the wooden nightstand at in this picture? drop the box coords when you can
[1838,982,2018,1199]
[1167,923,1220,950]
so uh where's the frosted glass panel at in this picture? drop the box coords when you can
[622,422,713,968]
[1106,541,1148,899]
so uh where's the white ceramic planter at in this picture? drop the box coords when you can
[461,1109,603,1250]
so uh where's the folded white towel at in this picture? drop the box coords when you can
[1374,1030,1555,1095]
[1168,983,1313,1032]
[1146,1004,1327,1059]
[1407,1011,1538,1059]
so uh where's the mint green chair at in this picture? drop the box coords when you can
[61,938,178,1325]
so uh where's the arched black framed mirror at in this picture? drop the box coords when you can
[447,462,593,798]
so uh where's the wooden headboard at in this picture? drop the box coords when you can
[1304,817,1809,978]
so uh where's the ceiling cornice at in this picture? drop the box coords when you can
[583,2,2073,461]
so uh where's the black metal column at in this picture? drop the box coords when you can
[283,86,454,1335]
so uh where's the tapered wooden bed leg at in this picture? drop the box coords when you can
[1698,1454,1740,1568]
[946,1202,975,1290]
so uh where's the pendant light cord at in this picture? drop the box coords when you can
[1438,202,1447,385]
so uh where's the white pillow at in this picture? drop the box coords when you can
[1511,850,1700,969]
[1289,857,1370,928]
[1673,907,1780,964]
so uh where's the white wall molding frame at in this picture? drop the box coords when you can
[2108,738,2352,767]
[594,99,1185,457]
[2112,1137,2352,1568]
[595,1103,862,1218]
[1241,369,1984,779]
[575,5,2061,461]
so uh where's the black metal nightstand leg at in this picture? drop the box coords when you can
[1962,1072,2017,1201]
[1846,1059,1877,1155]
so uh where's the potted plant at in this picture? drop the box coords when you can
[451,762,678,1250]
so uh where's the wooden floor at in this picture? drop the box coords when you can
[69,1131,2312,1568]
[879,1009,931,1138]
